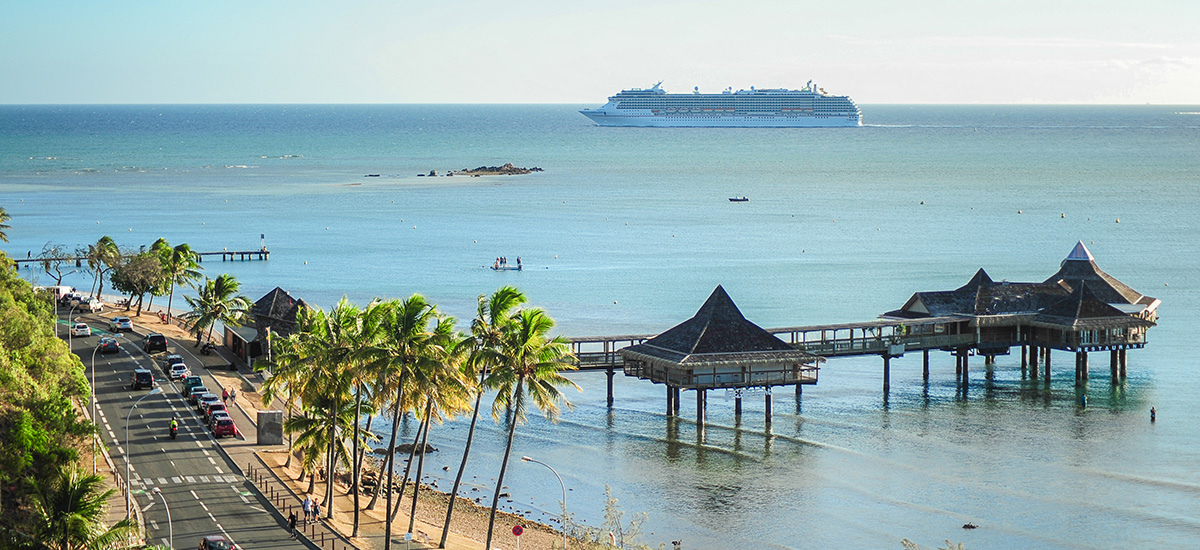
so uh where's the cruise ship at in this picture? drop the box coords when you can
[579,81,861,127]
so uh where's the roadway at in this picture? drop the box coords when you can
[64,310,309,549]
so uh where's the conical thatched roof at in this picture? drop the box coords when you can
[1044,241,1148,305]
[621,286,822,367]
[1031,281,1155,330]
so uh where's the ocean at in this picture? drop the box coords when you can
[3,104,1199,548]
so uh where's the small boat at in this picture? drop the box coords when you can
[729,196,749,202]
[491,265,522,271]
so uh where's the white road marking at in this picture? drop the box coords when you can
[190,490,199,500]
[207,457,216,465]
[200,501,209,512]
[248,506,268,514]
[142,501,154,512]
[171,476,182,484]
[115,445,124,454]
[195,441,203,448]
[149,520,158,530]
[215,466,224,474]
[208,511,216,521]
[160,539,169,547]
[240,495,249,503]
[200,475,210,483]
[185,476,196,483]
[158,477,168,485]
[202,450,210,456]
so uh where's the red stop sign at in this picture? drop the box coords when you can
[512,525,524,537]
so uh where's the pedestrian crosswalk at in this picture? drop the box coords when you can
[131,473,241,487]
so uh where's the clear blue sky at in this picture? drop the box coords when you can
[2,0,1197,104]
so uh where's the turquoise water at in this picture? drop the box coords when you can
[3,105,1200,548]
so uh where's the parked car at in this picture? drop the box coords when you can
[169,363,191,380]
[71,322,92,337]
[182,376,203,395]
[143,333,168,353]
[60,292,83,307]
[207,410,231,429]
[109,317,133,332]
[212,417,238,438]
[196,393,220,413]
[203,402,226,422]
[75,297,103,312]
[198,535,233,550]
[98,337,121,354]
[131,368,154,390]
[187,386,210,404]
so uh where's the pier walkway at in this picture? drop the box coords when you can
[10,248,270,268]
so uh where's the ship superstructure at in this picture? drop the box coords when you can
[579,81,861,127]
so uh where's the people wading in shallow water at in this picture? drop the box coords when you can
[1151,407,1157,422]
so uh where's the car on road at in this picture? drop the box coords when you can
[59,292,83,307]
[182,375,203,394]
[71,322,92,337]
[169,363,191,380]
[109,317,133,332]
[198,535,233,550]
[196,393,220,413]
[162,354,185,368]
[203,402,226,422]
[207,410,231,429]
[131,368,154,390]
[187,385,210,404]
[212,417,238,438]
[98,336,121,354]
[142,332,168,353]
[75,297,104,312]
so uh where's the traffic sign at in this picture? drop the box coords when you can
[512,525,524,537]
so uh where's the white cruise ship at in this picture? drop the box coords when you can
[580,81,861,127]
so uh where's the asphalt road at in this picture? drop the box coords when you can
[65,311,308,549]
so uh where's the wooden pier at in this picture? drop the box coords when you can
[569,243,1159,423]
[10,248,270,268]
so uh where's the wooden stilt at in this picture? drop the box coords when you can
[1120,349,1127,378]
[922,349,930,381]
[674,387,681,415]
[606,365,614,408]
[1044,349,1051,380]
[795,383,802,398]
[955,351,962,377]
[734,393,742,416]
[666,385,674,417]
[962,352,969,384]
[1081,351,1089,380]
[764,391,773,425]
[1075,352,1082,384]
[1021,345,1028,368]
[883,355,891,393]
[1110,350,1119,382]
[696,389,706,425]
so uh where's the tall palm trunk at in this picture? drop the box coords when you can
[351,385,363,536]
[167,287,176,320]
[326,418,337,520]
[440,367,487,548]
[307,465,317,495]
[382,392,403,550]
[485,375,525,550]
[390,414,427,524]
[408,401,434,534]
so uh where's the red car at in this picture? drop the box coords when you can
[212,417,238,438]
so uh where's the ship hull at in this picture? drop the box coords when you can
[579,110,861,128]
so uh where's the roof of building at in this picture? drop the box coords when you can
[1043,241,1149,306]
[620,286,822,368]
[1031,281,1156,330]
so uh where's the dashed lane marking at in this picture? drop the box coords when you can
[215,466,223,474]
[190,490,199,500]
[149,520,158,530]
[158,477,168,485]
[185,476,195,484]
[141,501,154,512]
[200,501,209,512]
[207,457,216,465]
[200,475,210,483]
[171,476,182,484]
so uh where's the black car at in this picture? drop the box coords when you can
[131,368,154,390]
[98,337,121,354]
[143,333,168,353]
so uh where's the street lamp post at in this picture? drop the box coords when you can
[522,456,567,550]
[126,387,162,517]
[152,486,172,548]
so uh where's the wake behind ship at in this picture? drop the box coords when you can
[580,81,861,128]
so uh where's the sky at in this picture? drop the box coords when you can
[1,0,1197,104]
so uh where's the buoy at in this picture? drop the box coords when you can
[554,254,558,259]
[920,201,924,205]
[1017,209,1022,214]
[326,227,329,230]
[304,261,307,265]
[613,300,618,304]
[96,221,100,224]
[128,228,132,231]
[473,240,477,243]
[1061,213,1065,218]
[1115,218,1120,223]
[413,226,416,229]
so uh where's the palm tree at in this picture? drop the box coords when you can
[440,286,526,548]
[361,295,439,550]
[0,206,10,243]
[145,238,173,312]
[181,273,251,346]
[84,236,120,299]
[484,308,579,550]
[285,389,361,519]
[19,465,139,550]
[405,316,469,535]
[163,243,202,320]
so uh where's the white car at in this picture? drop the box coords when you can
[76,298,103,312]
[109,317,133,332]
[169,363,191,380]
[71,323,92,337]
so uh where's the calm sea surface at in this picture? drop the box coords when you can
[3,105,1200,548]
